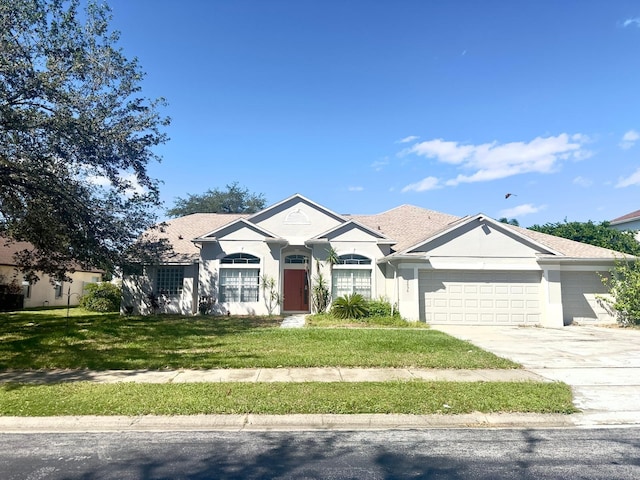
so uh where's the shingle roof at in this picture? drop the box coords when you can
[155,213,248,262]
[348,205,461,252]
[611,209,640,225]
[155,204,625,262]
[350,206,622,259]
[0,237,103,272]
[512,226,623,259]
[0,239,33,266]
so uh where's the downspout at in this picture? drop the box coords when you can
[387,261,398,316]
[193,243,202,316]
[279,244,287,314]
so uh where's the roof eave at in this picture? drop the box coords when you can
[610,217,640,226]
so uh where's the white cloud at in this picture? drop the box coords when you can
[401,176,440,192]
[86,172,146,195]
[616,167,640,187]
[619,129,640,149]
[370,158,389,171]
[499,203,546,218]
[573,176,593,187]
[623,17,640,27]
[348,186,364,192]
[400,134,589,186]
[396,135,419,144]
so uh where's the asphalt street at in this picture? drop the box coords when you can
[2,429,639,479]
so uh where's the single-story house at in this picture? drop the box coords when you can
[610,209,640,242]
[0,239,103,309]
[122,194,625,327]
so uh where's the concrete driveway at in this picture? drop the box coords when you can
[433,324,640,426]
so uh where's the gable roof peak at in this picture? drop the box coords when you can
[247,193,347,223]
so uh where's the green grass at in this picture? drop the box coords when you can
[306,313,429,328]
[0,381,577,416]
[0,309,518,370]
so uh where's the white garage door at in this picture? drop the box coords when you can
[419,270,542,325]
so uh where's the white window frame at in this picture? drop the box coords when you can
[219,268,260,303]
[219,253,261,303]
[54,282,63,299]
[331,255,372,299]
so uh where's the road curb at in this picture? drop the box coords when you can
[0,413,577,433]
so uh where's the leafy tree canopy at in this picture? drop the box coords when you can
[498,217,520,227]
[167,182,266,217]
[0,0,170,281]
[529,220,640,256]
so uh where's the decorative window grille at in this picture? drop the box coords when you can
[156,267,184,295]
[220,253,260,264]
[332,269,371,299]
[219,269,260,302]
[337,254,372,265]
[285,255,308,264]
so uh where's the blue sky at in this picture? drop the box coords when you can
[106,0,640,226]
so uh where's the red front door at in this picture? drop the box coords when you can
[283,270,309,311]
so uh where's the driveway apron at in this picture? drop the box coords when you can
[433,325,640,426]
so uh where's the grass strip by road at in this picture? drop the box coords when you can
[0,381,577,416]
[0,309,518,370]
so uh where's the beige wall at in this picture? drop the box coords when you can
[0,265,101,309]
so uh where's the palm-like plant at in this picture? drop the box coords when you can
[331,293,369,319]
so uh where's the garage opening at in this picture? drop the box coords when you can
[419,270,542,325]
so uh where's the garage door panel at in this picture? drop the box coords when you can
[419,270,542,325]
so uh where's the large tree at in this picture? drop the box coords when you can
[0,0,169,281]
[529,220,640,256]
[167,182,266,217]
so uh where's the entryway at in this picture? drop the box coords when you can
[283,269,309,312]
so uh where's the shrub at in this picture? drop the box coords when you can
[366,297,400,318]
[80,282,121,312]
[311,276,330,313]
[601,259,640,326]
[331,293,369,319]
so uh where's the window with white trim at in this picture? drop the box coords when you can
[336,254,371,265]
[156,266,184,295]
[285,254,308,264]
[219,268,260,302]
[221,253,260,264]
[332,254,372,299]
[219,253,260,302]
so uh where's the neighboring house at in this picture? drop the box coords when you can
[0,239,103,309]
[610,209,640,242]
[122,194,625,327]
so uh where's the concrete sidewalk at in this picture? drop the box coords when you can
[0,367,548,384]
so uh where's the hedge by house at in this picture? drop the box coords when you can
[80,282,121,312]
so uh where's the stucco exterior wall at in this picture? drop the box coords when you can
[0,265,101,309]
[198,240,280,316]
[252,202,343,246]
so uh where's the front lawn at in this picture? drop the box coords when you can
[0,309,519,370]
[0,309,575,417]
